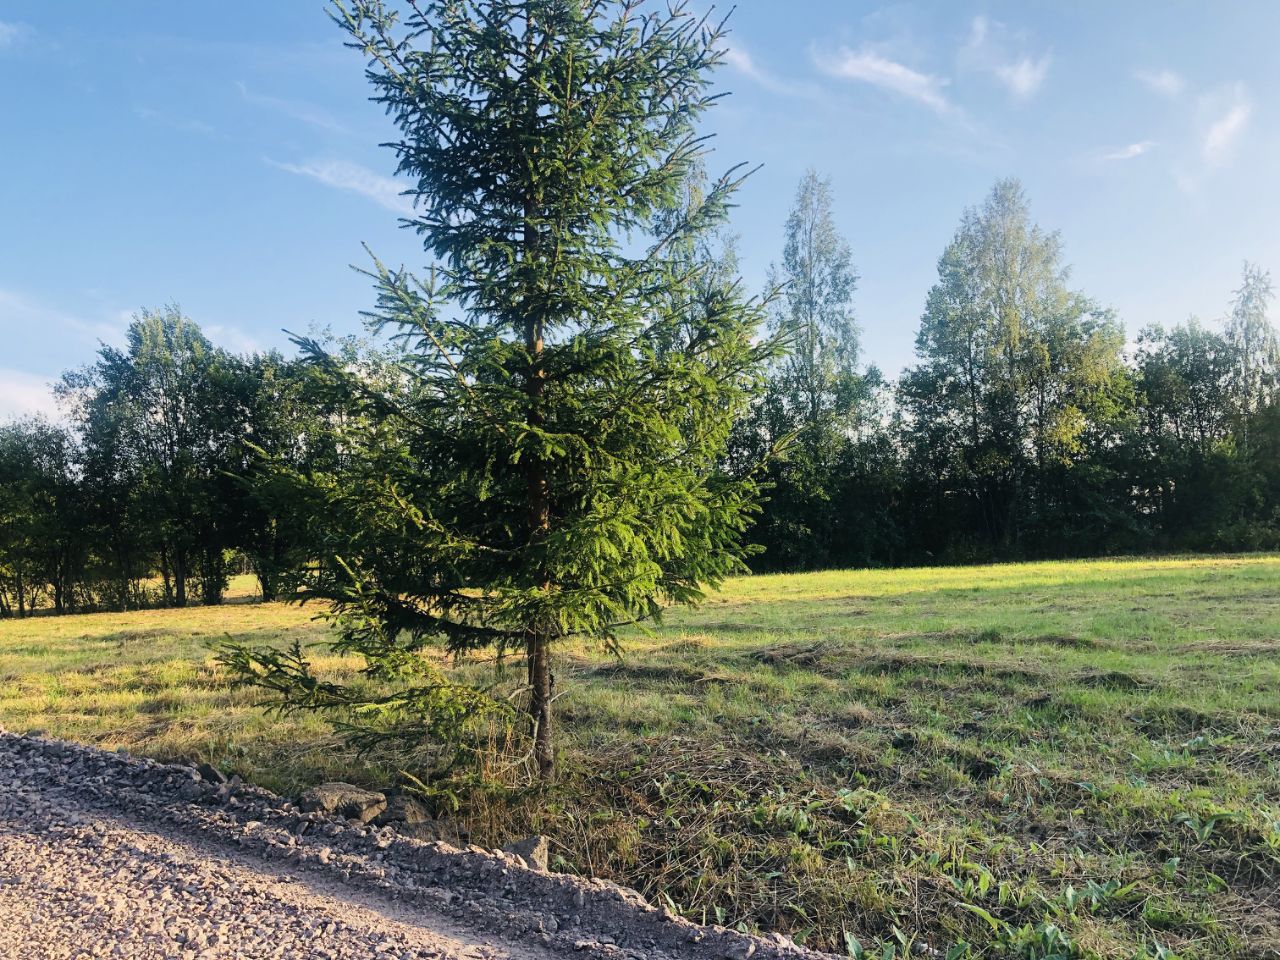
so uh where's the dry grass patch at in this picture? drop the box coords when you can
[2,558,1280,958]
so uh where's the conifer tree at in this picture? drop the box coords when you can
[222,0,775,777]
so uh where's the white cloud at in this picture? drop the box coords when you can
[724,46,768,86]
[204,324,264,355]
[724,45,818,98]
[962,16,1050,101]
[0,288,124,345]
[237,81,350,135]
[1173,86,1254,193]
[1203,101,1251,166]
[267,158,416,215]
[0,370,60,422]
[1135,68,1184,97]
[814,47,951,114]
[0,21,27,49]
[1104,140,1155,161]
[968,15,990,48]
[994,55,1051,100]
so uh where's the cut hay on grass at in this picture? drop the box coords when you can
[2,557,1279,958]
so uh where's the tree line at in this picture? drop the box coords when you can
[0,309,335,616]
[3,175,1276,619]
[740,174,1279,569]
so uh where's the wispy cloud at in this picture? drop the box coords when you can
[1174,85,1253,193]
[204,324,264,355]
[1203,101,1251,166]
[0,21,28,50]
[268,157,416,215]
[724,44,819,99]
[1104,140,1156,161]
[0,289,124,345]
[1135,68,1184,98]
[994,56,1051,101]
[0,370,60,423]
[962,16,1051,101]
[237,81,349,135]
[814,47,951,114]
[0,288,131,420]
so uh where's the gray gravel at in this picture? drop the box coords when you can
[0,732,833,960]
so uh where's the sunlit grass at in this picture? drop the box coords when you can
[2,557,1278,958]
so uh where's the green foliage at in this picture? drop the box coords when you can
[771,169,862,426]
[1225,262,1279,426]
[220,0,776,774]
[898,178,1129,555]
[1127,290,1280,552]
[0,308,331,617]
[0,418,81,616]
[61,307,241,606]
[218,635,507,772]
[6,170,1280,600]
[741,180,1280,570]
[739,170,892,570]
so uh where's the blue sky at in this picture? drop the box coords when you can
[3,1,1279,418]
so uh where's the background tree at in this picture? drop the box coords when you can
[89,309,205,605]
[221,0,776,778]
[649,159,742,354]
[1225,262,1278,451]
[1129,320,1242,547]
[59,353,160,610]
[771,170,861,426]
[0,418,90,616]
[0,425,41,617]
[899,178,1127,556]
[229,351,334,603]
[7,175,1280,614]
[59,308,243,608]
[747,170,870,569]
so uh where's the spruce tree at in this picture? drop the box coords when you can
[223,0,774,778]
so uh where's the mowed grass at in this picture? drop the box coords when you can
[2,557,1278,959]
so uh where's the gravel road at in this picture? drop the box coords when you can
[0,732,830,960]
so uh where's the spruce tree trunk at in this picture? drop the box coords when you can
[527,626,553,779]
[525,292,554,779]
[522,18,553,780]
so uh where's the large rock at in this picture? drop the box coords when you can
[502,834,550,872]
[298,783,386,823]
[371,790,433,827]
[394,817,471,845]
[196,762,228,785]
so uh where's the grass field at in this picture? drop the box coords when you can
[2,556,1278,959]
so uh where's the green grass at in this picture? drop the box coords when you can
[2,557,1279,959]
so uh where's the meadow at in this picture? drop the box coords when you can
[1,555,1278,959]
